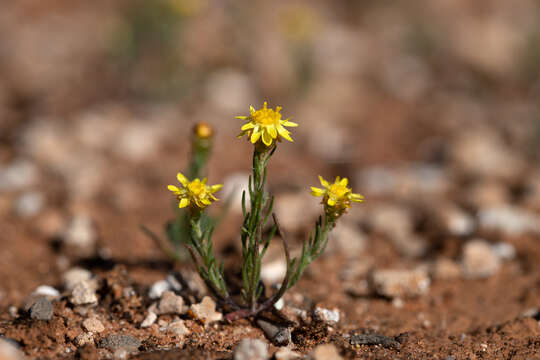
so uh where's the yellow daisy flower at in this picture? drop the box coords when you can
[236,101,298,147]
[168,172,223,209]
[311,175,363,215]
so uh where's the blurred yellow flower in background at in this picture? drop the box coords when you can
[236,101,298,147]
[168,172,222,209]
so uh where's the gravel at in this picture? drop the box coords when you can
[233,338,268,360]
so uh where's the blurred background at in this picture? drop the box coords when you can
[2,0,540,308]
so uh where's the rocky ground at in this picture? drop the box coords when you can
[2,1,540,359]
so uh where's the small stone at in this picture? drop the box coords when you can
[167,319,190,336]
[313,307,340,325]
[478,206,540,236]
[148,280,170,300]
[156,291,185,315]
[140,311,157,328]
[491,242,516,261]
[256,319,291,346]
[0,159,38,191]
[9,306,18,318]
[435,205,475,236]
[371,269,430,298]
[75,332,94,347]
[63,268,93,291]
[309,343,343,360]
[14,191,45,218]
[190,296,222,324]
[98,334,140,351]
[166,273,183,292]
[83,317,105,333]
[32,285,60,299]
[233,338,268,360]
[274,298,284,310]
[462,239,501,279]
[0,338,25,360]
[327,221,367,257]
[349,333,400,349]
[368,205,427,258]
[29,297,53,320]
[274,347,301,360]
[431,258,462,280]
[63,215,97,256]
[70,281,98,305]
[114,349,129,359]
[452,131,524,180]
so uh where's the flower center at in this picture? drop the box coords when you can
[188,180,205,195]
[329,184,348,198]
[252,109,280,126]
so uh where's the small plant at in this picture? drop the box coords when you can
[166,102,363,321]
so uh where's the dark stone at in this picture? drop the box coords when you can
[29,297,53,321]
[98,334,141,351]
[349,333,400,349]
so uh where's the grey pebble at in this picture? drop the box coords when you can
[98,334,140,351]
[30,297,53,321]
[349,333,400,349]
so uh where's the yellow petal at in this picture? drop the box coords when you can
[168,185,180,192]
[318,175,329,188]
[177,172,188,186]
[350,193,364,202]
[210,184,223,193]
[262,131,273,146]
[282,120,298,127]
[251,130,261,144]
[241,122,255,131]
[249,105,256,113]
[268,125,277,138]
[179,198,189,208]
[310,187,325,197]
[340,177,348,186]
[202,178,208,185]
[327,198,336,206]
[277,126,293,142]
[201,198,211,205]
[235,116,248,119]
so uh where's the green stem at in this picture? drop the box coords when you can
[241,146,275,309]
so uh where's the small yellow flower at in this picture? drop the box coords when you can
[193,121,213,139]
[168,172,222,209]
[236,101,298,147]
[311,175,363,215]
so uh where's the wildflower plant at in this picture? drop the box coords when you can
[142,122,220,262]
[164,102,363,321]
